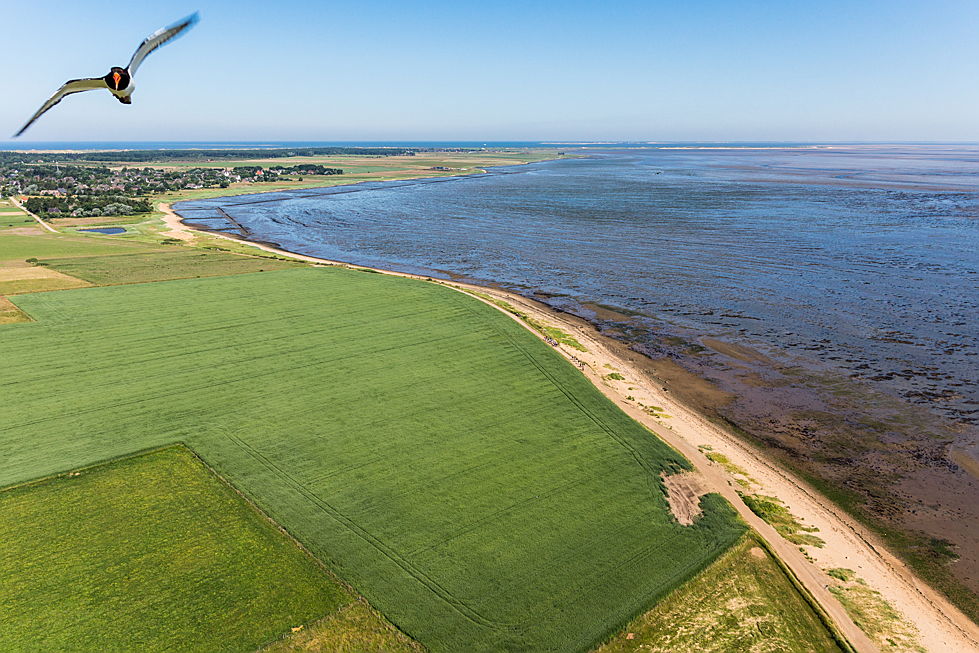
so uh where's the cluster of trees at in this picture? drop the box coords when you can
[274,164,343,175]
[231,164,344,177]
[23,194,153,217]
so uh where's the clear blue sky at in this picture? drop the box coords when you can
[3,0,978,143]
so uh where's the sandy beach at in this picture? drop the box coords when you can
[160,193,979,653]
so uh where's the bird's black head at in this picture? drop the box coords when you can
[104,67,130,91]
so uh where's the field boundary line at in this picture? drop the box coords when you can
[0,442,184,494]
[218,429,522,634]
[179,445,426,651]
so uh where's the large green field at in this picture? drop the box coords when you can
[0,446,350,652]
[0,267,745,652]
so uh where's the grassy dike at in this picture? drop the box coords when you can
[0,155,846,652]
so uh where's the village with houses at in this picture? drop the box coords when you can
[0,160,342,218]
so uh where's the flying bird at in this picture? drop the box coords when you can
[14,12,199,137]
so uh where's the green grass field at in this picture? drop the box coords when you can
[0,446,351,652]
[0,232,159,260]
[0,267,745,652]
[0,211,34,228]
[42,249,303,285]
[596,535,845,653]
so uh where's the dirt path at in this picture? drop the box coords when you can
[162,202,979,653]
[10,197,58,234]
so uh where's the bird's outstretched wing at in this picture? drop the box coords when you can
[127,12,199,75]
[15,77,108,137]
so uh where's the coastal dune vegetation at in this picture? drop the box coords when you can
[0,265,746,652]
[598,535,846,652]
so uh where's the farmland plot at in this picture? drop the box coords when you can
[0,268,745,652]
[42,249,302,285]
[0,446,351,652]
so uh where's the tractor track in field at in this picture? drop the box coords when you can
[219,430,521,634]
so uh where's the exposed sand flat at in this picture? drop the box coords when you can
[162,199,979,652]
[158,202,198,241]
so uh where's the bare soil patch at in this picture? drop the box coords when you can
[662,471,708,526]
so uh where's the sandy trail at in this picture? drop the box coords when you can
[162,202,979,653]
[10,197,58,233]
[158,203,198,241]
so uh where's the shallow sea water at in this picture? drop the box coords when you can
[176,145,979,429]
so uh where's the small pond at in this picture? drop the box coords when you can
[79,227,126,235]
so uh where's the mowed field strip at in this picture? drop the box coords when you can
[1,267,745,652]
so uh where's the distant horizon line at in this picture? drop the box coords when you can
[2,139,979,151]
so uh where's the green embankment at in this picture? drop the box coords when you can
[0,446,350,652]
[1,267,745,652]
[596,534,845,653]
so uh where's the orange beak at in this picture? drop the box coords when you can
[112,72,121,89]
